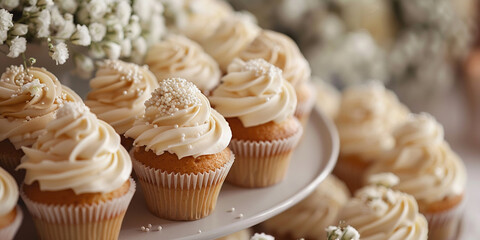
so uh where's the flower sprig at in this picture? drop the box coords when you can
[326,223,360,240]
[0,0,166,78]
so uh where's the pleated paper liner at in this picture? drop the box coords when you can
[0,206,23,240]
[227,126,303,188]
[423,194,466,240]
[20,178,136,240]
[132,150,234,221]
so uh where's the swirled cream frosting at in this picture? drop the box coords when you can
[17,102,131,194]
[239,30,311,87]
[366,113,467,207]
[172,0,233,42]
[145,35,220,93]
[201,12,260,72]
[86,60,159,135]
[0,167,18,217]
[335,83,409,160]
[338,184,428,240]
[0,65,81,149]
[209,58,297,127]
[313,77,341,119]
[261,175,350,239]
[125,78,231,159]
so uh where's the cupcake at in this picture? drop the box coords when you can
[338,173,429,240]
[312,77,341,120]
[333,82,409,192]
[17,102,135,240]
[259,175,350,240]
[365,113,467,240]
[144,35,220,94]
[85,59,159,151]
[201,12,260,72]
[0,168,22,240]
[238,30,315,126]
[168,0,233,42]
[0,65,82,182]
[125,78,233,220]
[209,58,302,188]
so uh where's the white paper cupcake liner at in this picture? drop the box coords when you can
[20,178,135,240]
[131,150,234,220]
[0,206,23,240]
[227,126,303,188]
[295,82,316,126]
[423,195,466,240]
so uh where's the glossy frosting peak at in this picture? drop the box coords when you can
[209,58,297,127]
[366,113,467,207]
[0,167,18,217]
[86,60,159,134]
[239,30,311,87]
[338,185,428,240]
[335,83,409,160]
[18,102,132,194]
[145,35,220,93]
[125,78,231,158]
[0,65,81,149]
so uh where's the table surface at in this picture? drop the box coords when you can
[400,85,480,239]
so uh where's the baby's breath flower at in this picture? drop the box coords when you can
[120,39,131,58]
[103,41,121,60]
[11,23,28,36]
[116,1,132,26]
[74,54,94,78]
[108,23,124,42]
[49,42,69,65]
[130,36,147,63]
[37,0,53,7]
[35,9,51,38]
[7,36,27,58]
[0,0,20,11]
[71,24,91,46]
[89,23,106,42]
[88,0,108,21]
[55,13,75,39]
[0,9,13,32]
[57,0,78,14]
[250,233,274,240]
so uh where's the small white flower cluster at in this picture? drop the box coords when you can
[326,225,360,240]
[250,233,275,240]
[0,0,166,78]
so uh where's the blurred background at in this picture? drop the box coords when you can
[225,0,480,238]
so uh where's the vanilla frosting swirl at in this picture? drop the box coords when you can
[335,83,409,160]
[338,185,428,240]
[209,58,297,127]
[261,175,350,239]
[145,35,220,93]
[0,167,18,217]
[173,0,233,42]
[125,78,231,158]
[0,66,82,149]
[201,12,260,72]
[239,30,311,87]
[17,102,131,194]
[366,113,467,207]
[86,60,159,134]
